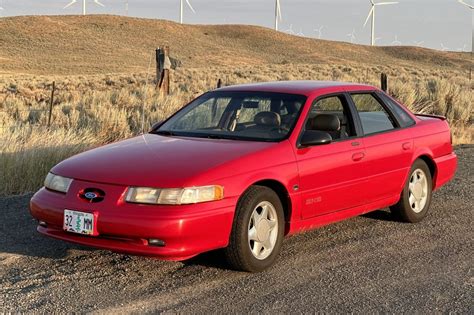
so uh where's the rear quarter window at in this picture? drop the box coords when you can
[378,93,416,128]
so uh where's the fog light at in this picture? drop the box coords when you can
[39,221,47,227]
[148,239,166,247]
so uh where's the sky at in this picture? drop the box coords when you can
[0,0,472,51]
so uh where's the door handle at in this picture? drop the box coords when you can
[352,152,365,161]
[402,142,412,151]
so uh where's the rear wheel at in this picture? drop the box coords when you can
[224,186,285,272]
[390,159,433,223]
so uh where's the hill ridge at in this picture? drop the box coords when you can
[0,15,470,75]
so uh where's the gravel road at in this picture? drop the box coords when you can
[1,146,473,313]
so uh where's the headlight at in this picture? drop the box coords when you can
[44,172,73,193]
[125,185,224,205]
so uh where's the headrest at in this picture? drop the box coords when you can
[311,114,340,131]
[254,112,281,127]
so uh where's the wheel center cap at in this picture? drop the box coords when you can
[413,182,423,199]
[257,220,270,241]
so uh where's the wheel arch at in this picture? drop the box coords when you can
[415,154,437,186]
[248,179,293,234]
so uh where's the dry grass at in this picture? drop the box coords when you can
[0,16,472,196]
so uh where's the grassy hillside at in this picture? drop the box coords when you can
[0,15,471,75]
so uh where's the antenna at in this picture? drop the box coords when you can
[64,0,104,16]
[275,0,282,31]
[347,29,357,43]
[180,0,196,24]
[314,25,324,39]
[363,0,398,46]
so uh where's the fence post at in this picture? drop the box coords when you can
[381,73,388,92]
[217,78,222,88]
[155,48,161,84]
[47,81,56,127]
[156,47,171,95]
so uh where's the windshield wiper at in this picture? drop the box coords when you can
[151,130,176,136]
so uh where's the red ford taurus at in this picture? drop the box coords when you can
[30,81,457,272]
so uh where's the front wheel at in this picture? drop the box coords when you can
[390,159,433,223]
[224,186,285,272]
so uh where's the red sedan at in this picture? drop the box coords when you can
[30,81,457,272]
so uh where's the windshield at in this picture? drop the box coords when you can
[156,91,307,141]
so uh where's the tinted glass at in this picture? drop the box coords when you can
[378,93,416,128]
[157,91,307,141]
[351,93,396,135]
[306,95,355,139]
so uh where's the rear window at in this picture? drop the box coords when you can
[351,93,396,135]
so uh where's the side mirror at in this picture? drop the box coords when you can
[151,121,163,131]
[299,130,332,147]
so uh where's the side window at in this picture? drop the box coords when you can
[306,95,355,140]
[351,93,396,135]
[378,93,416,128]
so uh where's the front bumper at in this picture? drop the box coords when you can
[30,180,236,261]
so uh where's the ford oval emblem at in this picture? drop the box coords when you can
[84,192,98,199]
[79,188,105,203]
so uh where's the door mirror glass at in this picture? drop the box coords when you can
[300,130,332,147]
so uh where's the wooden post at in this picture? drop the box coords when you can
[155,48,162,84]
[156,46,170,95]
[162,46,170,95]
[217,78,222,88]
[47,81,56,127]
[381,73,388,92]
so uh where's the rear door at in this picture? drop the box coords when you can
[348,92,414,203]
[295,94,367,219]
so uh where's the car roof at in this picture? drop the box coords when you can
[216,80,376,95]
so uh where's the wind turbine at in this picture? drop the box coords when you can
[125,0,128,16]
[179,0,195,24]
[457,0,473,80]
[347,29,357,43]
[440,43,450,51]
[285,24,295,35]
[412,40,424,47]
[296,28,305,37]
[458,0,473,9]
[363,0,399,46]
[64,0,105,16]
[391,35,401,45]
[314,25,324,39]
[275,0,282,31]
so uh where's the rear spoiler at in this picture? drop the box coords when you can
[415,113,447,121]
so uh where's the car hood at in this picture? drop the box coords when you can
[52,134,276,187]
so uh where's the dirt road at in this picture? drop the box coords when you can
[1,146,472,313]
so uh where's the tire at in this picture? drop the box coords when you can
[390,159,433,223]
[224,185,285,272]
